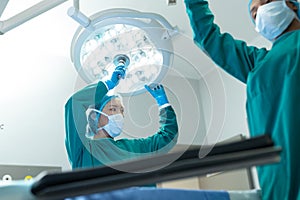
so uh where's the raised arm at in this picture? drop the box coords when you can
[64,81,108,168]
[139,84,178,152]
[64,65,126,168]
[184,0,268,83]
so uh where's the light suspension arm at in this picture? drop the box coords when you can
[0,0,9,18]
[67,0,94,29]
[73,0,80,10]
[0,0,68,35]
[67,7,92,30]
[68,9,179,38]
[68,0,178,37]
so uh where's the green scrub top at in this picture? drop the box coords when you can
[64,81,178,169]
[184,0,300,199]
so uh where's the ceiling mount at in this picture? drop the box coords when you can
[167,0,177,6]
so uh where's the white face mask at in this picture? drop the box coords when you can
[97,112,124,138]
[86,108,124,139]
[255,1,296,41]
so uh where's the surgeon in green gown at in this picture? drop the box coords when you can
[184,0,300,199]
[64,65,178,171]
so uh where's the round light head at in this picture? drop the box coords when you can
[70,9,175,96]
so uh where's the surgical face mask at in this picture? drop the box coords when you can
[255,1,296,41]
[97,112,124,138]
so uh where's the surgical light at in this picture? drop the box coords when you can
[69,8,178,95]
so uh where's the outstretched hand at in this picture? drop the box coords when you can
[105,65,126,90]
[145,83,169,106]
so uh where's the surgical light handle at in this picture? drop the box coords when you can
[113,54,130,68]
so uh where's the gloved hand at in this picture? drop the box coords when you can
[105,65,126,90]
[145,84,169,106]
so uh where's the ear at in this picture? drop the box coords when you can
[87,110,99,133]
[97,112,109,127]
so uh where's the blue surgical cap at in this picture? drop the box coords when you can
[248,0,254,24]
[98,94,119,112]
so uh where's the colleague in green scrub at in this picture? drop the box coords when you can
[184,0,300,199]
[64,65,178,170]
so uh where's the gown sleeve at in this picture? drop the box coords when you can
[184,0,268,83]
[115,105,178,155]
[64,81,108,168]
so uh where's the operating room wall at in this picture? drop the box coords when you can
[198,67,249,144]
[0,48,249,172]
[0,1,77,171]
[119,67,250,147]
[0,53,75,171]
[0,0,251,173]
[119,74,207,146]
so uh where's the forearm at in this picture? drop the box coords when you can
[184,0,215,46]
[184,0,259,83]
[64,99,84,168]
[66,80,108,138]
[71,81,108,107]
[64,81,108,167]
[156,105,178,147]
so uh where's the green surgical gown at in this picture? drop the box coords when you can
[64,81,178,169]
[184,0,300,199]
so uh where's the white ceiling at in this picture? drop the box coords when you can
[0,0,271,80]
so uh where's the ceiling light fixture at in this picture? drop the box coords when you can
[68,5,178,95]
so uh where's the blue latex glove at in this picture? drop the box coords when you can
[145,84,169,106]
[105,65,126,90]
